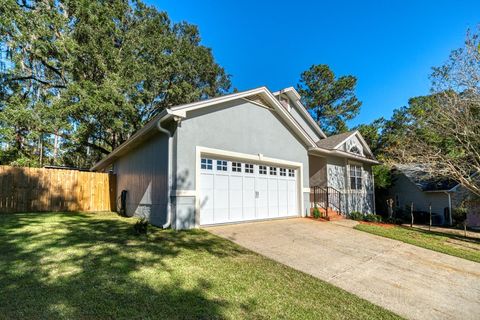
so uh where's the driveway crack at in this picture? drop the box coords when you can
[328,242,404,281]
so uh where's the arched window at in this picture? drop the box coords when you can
[349,145,361,155]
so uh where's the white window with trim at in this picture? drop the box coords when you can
[349,164,362,190]
[288,169,295,177]
[279,168,286,176]
[245,163,254,173]
[349,145,361,155]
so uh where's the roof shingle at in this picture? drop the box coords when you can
[394,164,458,192]
[315,131,356,149]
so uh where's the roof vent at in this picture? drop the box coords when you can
[279,95,291,111]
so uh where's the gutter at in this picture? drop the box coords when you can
[91,109,185,171]
[157,117,173,229]
[157,111,184,229]
[90,109,185,230]
[444,191,453,226]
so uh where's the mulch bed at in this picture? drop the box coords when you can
[306,216,329,222]
[358,221,396,228]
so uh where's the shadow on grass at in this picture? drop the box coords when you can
[400,226,480,245]
[0,212,242,319]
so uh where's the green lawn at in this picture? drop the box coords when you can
[354,224,480,263]
[0,212,401,319]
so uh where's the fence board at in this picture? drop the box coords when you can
[0,166,116,213]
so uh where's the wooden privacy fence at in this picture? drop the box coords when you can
[0,166,116,213]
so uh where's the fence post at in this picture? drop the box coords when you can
[429,203,432,231]
[326,187,330,212]
[410,202,414,227]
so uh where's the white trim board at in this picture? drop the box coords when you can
[272,87,327,139]
[332,130,375,159]
[174,190,197,197]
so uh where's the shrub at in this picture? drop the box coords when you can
[394,207,408,223]
[312,207,321,219]
[363,214,382,222]
[134,218,149,235]
[385,217,403,225]
[452,207,468,226]
[349,211,363,221]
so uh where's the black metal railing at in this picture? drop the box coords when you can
[310,186,343,215]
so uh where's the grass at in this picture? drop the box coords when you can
[354,223,480,263]
[0,212,402,320]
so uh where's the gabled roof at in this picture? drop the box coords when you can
[167,86,319,148]
[91,86,379,171]
[394,164,459,192]
[272,87,327,139]
[92,86,320,171]
[316,131,356,149]
[314,130,375,160]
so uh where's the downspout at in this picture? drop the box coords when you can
[157,117,173,229]
[372,166,376,214]
[344,157,350,215]
[445,191,452,226]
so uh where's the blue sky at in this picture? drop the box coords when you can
[148,0,479,126]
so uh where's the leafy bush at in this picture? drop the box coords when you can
[349,211,364,221]
[372,165,393,189]
[412,210,429,224]
[452,207,468,226]
[312,207,321,219]
[394,207,409,223]
[385,217,403,225]
[363,214,382,222]
[134,218,149,235]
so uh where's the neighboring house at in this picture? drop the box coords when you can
[92,86,378,229]
[387,164,480,227]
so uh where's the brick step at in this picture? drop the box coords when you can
[310,207,344,221]
[326,214,344,221]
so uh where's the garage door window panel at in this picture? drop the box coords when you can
[245,163,254,173]
[201,158,213,170]
[259,165,267,175]
[232,162,242,172]
[217,160,228,171]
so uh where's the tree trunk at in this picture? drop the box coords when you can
[39,134,43,167]
[429,203,432,231]
[53,129,59,164]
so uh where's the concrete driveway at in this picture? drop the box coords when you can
[206,218,480,320]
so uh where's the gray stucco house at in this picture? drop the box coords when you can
[387,164,480,227]
[92,86,378,229]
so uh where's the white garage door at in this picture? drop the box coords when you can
[200,157,298,225]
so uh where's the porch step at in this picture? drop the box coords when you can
[326,213,344,221]
[310,207,344,221]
